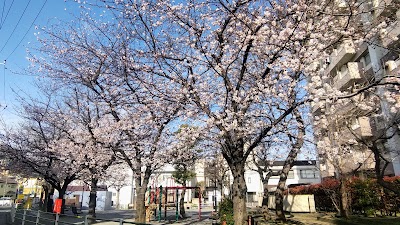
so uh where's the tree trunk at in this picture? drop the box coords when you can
[372,146,400,195]
[275,149,300,221]
[134,167,151,223]
[275,172,289,221]
[58,186,67,214]
[229,162,247,225]
[89,178,98,219]
[135,184,147,222]
[46,186,54,212]
[275,109,305,221]
[180,187,186,218]
[116,188,121,210]
[261,173,272,219]
[339,176,349,219]
[40,184,48,211]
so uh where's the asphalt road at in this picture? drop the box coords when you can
[0,206,12,225]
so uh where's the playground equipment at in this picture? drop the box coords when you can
[145,185,202,222]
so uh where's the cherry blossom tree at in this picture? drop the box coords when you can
[54,87,117,219]
[0,90,83,213]
[29,13,184,222]
[204,152,230,201]
[30,0,399,223]
[94,1,398,223]
[274,109,306,220]
[169,125,202,217]
[103,163,132,210]
[249,133,288,218]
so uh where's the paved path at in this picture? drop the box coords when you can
[94,209,214,225]
[0,206,12,225]
[8,207,215,225]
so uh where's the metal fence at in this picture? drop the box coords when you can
[10,207,158,225]
[10,208,87,225]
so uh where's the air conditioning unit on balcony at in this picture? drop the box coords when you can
[385,60,398,72]
[352,117,373,137]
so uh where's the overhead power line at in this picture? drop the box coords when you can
[0,0,15,30]
[6,0,48,60]
[0,0,31,54]
[0,0,5,28]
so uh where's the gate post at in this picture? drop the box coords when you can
[35,210,40,225]
[84,215,89,225]
[55,213,60,225]
[10,205,16,223]
[21,210,27,225]
[159,186,162,222]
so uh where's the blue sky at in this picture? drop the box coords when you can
[0,0,80,126]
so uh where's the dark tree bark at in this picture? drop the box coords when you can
[261,172,273,219]
[339,176,350,219]
[57,185,68,214]
[371,144,400,195]
[134,166,151,222]
[180,187,186,217]
[88,178,98,219]
[275,109,305,221]
[252,154,274,218]
[228,161,247,225]
[46,186,54,213]
[40,184,48,211]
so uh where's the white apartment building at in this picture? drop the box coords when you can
[106,160,320,209]
[313,1,400,178]
[245,160,321,206]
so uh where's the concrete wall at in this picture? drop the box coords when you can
[268,194,316,213]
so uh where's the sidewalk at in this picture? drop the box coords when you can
[94,209,213,225]
[9,207,214,225]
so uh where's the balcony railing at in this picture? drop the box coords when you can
[333,62,362,90]
[352,116,386,138]
[325,40,356,76]
[374,0,399,18]
[381,20,400,48]
[311,101,325,115]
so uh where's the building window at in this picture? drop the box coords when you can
[208,179,215,187]
[248,177,251,184]
[288,170,294,179]
[247,192,257,202]
[271,170,294,179]
[112,193,117,196]
[300,169,317,179]
[365,53,371,65]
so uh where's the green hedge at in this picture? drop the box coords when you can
[288,176,400,215]
[219,198,234,225]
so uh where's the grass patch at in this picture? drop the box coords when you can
[342,216,400,225]
[289,213,400,225]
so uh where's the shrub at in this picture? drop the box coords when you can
[219,198,234,225]
[349,178,379,214]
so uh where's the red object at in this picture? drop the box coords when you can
[53,199,62,214]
